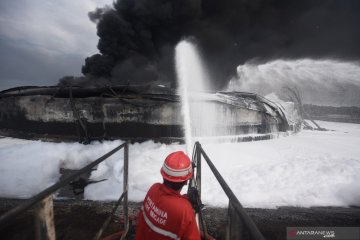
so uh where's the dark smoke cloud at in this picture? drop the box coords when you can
[82,0,360,90]
[88,6,111,24]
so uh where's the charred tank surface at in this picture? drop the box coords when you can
[0,85,292,142]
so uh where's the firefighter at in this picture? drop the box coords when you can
[135,151,214,240]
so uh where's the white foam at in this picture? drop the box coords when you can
[1,121,359,208]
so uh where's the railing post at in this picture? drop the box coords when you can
[34,195,56,240]
[226,201,244,240]
[120,142,129,240]
[194,142,208,240]
[196,142,201,198]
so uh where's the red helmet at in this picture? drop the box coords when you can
[160,151,193,182]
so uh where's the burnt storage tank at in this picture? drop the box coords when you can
[0,86,293,142]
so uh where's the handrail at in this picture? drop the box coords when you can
[194,142,266,240]
[0,142,128,228]
[120,142,129,240]
[190,145,207,240]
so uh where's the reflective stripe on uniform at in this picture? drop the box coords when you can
[162,163,192,177]
[141,206,180,240]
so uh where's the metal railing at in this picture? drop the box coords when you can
[192,141,266,240]
[0,142,129,240]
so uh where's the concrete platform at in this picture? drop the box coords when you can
[1,199,359,240]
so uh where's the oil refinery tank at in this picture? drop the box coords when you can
[0,85,295,142]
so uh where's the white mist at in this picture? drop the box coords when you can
[227,59,360,106]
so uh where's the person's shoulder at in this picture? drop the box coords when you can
[145,183,162,196]
[149,182,162,190]
[170,195,194,211]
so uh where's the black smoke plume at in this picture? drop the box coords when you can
[81,0,360,90]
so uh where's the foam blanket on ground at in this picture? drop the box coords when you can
[0,121,359,208]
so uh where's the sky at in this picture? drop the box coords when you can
[0,0,112,90]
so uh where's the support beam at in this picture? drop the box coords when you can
[34,195,56,240]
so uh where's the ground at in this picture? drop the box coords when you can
[1,199,359,240]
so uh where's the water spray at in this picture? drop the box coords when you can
[227,59,360,106]
[175,39,210,154]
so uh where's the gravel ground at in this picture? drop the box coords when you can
[1,199,359,240]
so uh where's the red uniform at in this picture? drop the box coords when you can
[135,183,201,240]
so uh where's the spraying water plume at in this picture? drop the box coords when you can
[227,59,360,107]
[175,40,211,154]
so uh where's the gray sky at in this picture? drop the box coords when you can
[0,0,112,90]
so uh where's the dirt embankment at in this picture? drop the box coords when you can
[1,199,359,240]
